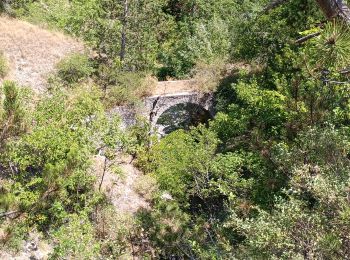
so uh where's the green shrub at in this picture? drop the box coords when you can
[51,214,100,259]
[56,53,94,84]
[0,52,9,78]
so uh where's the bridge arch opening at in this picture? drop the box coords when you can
[155,102,212,135]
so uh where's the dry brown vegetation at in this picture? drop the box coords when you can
[0,15,84,92]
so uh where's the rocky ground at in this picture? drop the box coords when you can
[0,232,52,260]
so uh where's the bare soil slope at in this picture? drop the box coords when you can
[93,154,149,214]
[0,16,84,92]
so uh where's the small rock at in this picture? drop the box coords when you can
[161,192,173,201]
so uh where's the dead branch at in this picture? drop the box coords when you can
[0,210,20,218]
[295,32,321,44]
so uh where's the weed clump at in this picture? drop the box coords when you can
[103,71,157,107]
[0,52,9,78]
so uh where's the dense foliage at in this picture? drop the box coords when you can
[1,0,350,259]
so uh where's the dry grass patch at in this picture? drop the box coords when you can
[104,72,157,107]
[133,174,158,202]
[192,59,226,93]
[0,15,84,92]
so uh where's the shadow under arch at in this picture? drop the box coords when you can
[155,102,213,136]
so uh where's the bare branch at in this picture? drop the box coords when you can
[295,32,321,44]
[0,210,20,218]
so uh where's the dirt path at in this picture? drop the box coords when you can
[93,154,149,214]
[0,16,84,92]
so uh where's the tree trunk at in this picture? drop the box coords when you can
[120,0,129,63]
[265,0,350,23]
[316,0,350,23]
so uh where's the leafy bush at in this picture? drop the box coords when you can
[0,52,9,78]
[234,126,350,259]
[1,85,108,228]
[51,214,100,259]
[0,83,130,258]
[56,53,94,84]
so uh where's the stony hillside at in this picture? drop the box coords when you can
[0,16,84,92]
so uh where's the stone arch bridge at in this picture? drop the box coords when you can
[144,91,214,129]
[111,80,215,131]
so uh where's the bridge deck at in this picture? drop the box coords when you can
[146,91,198,99]
[151,80,197,96]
